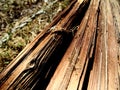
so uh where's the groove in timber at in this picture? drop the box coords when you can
[31,2,90,90]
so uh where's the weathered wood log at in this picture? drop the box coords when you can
[0,0,120,90]
[47,0,100,89]
[109,1,120,88]
[47,0,120,90]
[0,0,89,89]
[87,0,120,90]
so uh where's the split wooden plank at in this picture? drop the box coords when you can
[87,0,108,89]
[1,0,119,90]
[87,21,102,90]
[47,1,90,90]
[99,1,108,89]
[109,0,120,88]
[67,0,100,89]
[106,0,119,89]
[47,0,100,89]
[87,10,102,90]
[88,0,119,90]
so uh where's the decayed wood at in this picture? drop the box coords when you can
[47,0,100,89]
[87,8,102,90]
[87,0,120,90]
[0,0,120,89]
[47,0,120,90]
[109,0,120,88]
[106,0,119,89]
[0,0,89,89]
[66,0,100,89]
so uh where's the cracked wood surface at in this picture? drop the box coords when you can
[0,0,120,90]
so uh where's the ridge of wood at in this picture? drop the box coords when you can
[0,0,120,89]
[47,0,100,89]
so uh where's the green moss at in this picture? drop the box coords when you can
[61,0,71,9]
[0,0,71,72]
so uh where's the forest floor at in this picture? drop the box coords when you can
[0,0,71,72]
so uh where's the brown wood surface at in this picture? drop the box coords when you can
[0,0,120,90]
[47,0,100,89]
[88,0,120,90]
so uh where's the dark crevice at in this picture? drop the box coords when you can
[81,49,96,90]
[81,28,98,90]
[31,1,90,90]
[31,32,73,90]
[82,3,101,90]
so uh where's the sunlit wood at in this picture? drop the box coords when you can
[0,0,120,90]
